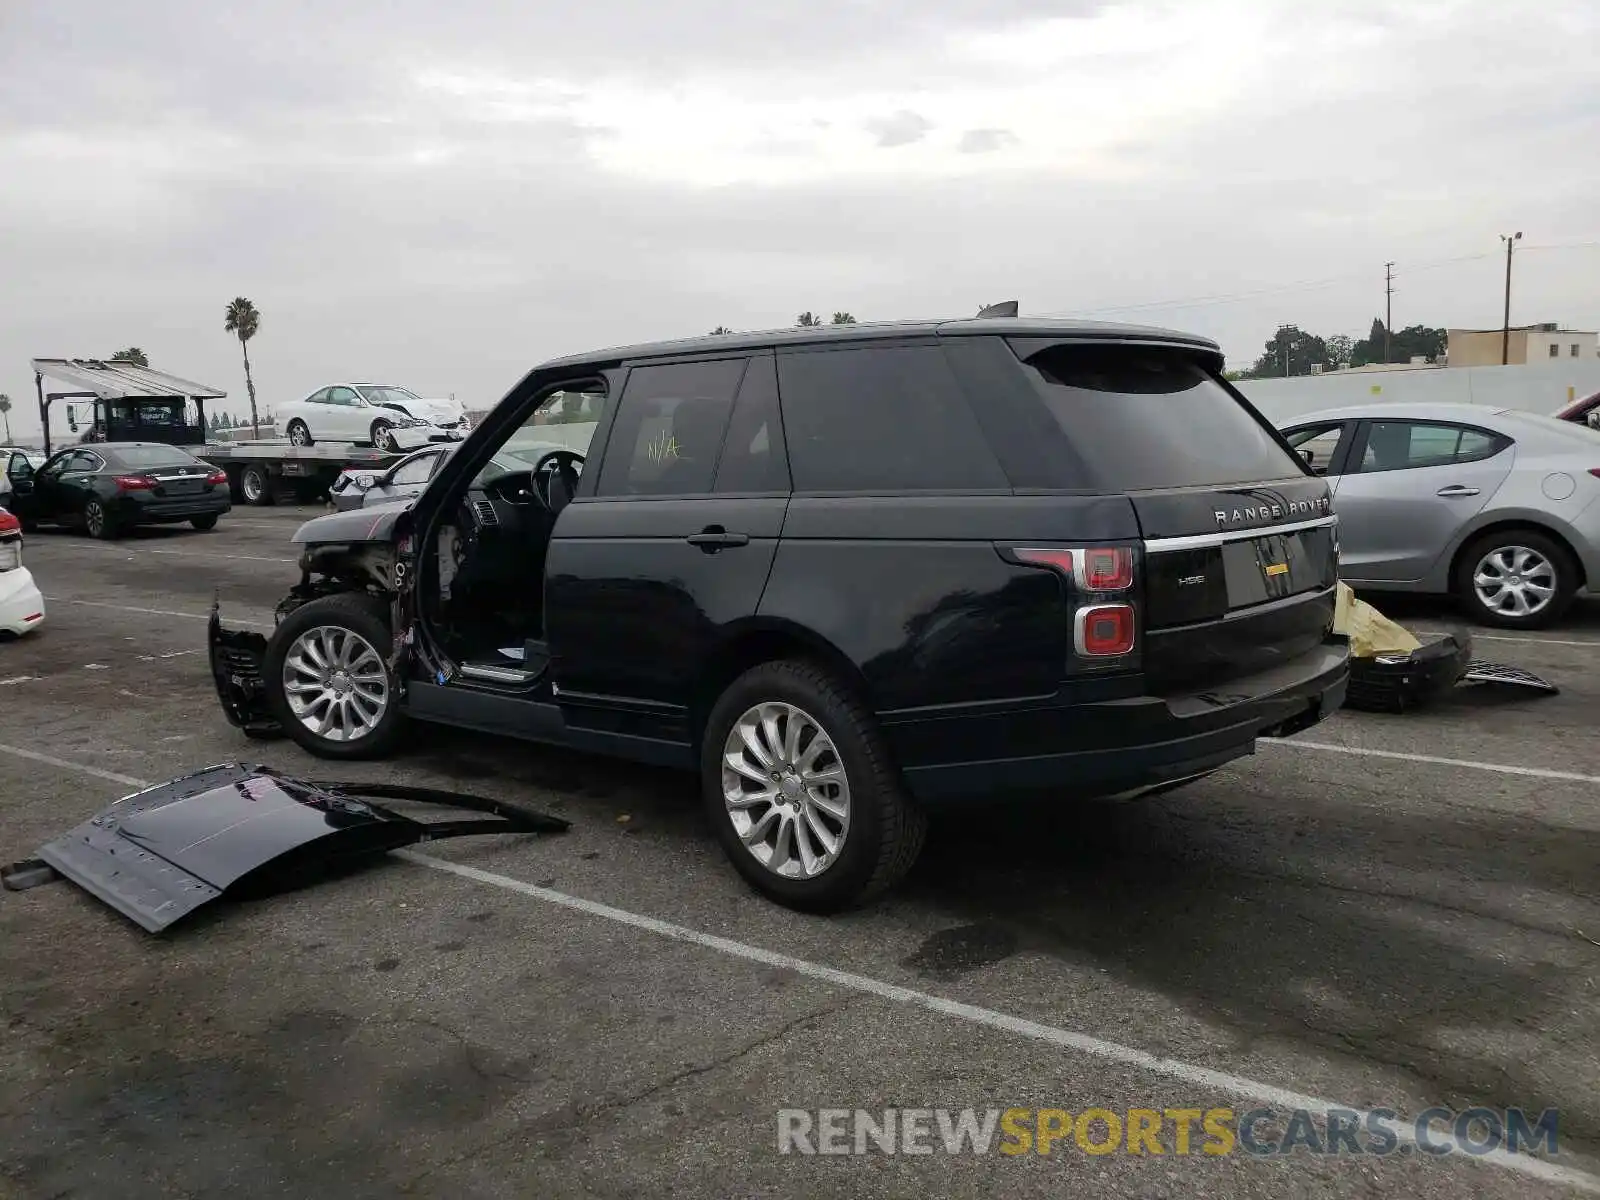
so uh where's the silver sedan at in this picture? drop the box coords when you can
[1279,402,1600,629]
[328,443,573,512]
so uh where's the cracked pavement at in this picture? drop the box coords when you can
[1,510,1598,1198]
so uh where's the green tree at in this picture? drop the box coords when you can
[110,347,149,367]
[0,394,11,443]
[1350,319,1445,367]
[1250,325,1328,378]
[796,311,823,327]
[223,297,262,434]
[1325,334,1354,370]
[830,312,857,324]
[709,326,734,335]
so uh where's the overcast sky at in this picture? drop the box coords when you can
[2,0,1597,439]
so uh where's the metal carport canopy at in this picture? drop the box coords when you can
[31,358,227,401]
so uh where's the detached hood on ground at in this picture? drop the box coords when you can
[1,764,570,933]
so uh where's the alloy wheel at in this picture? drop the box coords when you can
[721,701,851,880]
[282,624,390,742]
[85,502,105,537]
[1473,545,1556,619]
[288,423,311,447]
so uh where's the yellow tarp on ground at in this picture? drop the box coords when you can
[1333,581,1421,658]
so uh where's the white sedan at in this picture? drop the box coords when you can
[0,508,44,637]
[276,382,471,451]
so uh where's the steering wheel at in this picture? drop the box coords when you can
[529,449,585,511]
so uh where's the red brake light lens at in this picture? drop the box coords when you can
[206,470,228,485]
[1081,547,1134,591]
[1014,546,1134,592]
[0,511,18,535]
[113,474,155,490]
[1014,548,1075,575]
[1589,469,1600,479]
[1075,603,1136,656]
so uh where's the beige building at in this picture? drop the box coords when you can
[1446,323,1599,367]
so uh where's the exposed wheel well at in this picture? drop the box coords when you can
[1448,520,1586,590]
[688,627,871,746]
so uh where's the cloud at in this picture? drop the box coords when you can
[866,110,935,148]
[957,128,1018,154]
[1,0,1598,439]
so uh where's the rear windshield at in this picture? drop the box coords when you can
[1024,346,1303,491]
[106,446,206,469]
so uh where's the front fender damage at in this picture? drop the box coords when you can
[209,530,417,739]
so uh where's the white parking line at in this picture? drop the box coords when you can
[35,541,294,565]
[0,739,1594,1196]
[0,676,35,687]
[44,597,273,628]
[1264,738,1600,784]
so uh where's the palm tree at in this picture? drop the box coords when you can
[830,312,856,324]
[223,298,261,436]
[796,311,823,327]
[0,395,11,443]
[110,347,149,367]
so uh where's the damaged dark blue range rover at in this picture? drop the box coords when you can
[209,318,1349,911]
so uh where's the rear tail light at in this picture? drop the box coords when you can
[1011,543,1141,663]
[0,512,20,572]
[1589,469,1600,479]
[1014,546,1135,592]
[1075,603,1136,656]
[113,474,156,490]
[206,470,228,486]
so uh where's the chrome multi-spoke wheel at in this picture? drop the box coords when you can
[722,700,851,880]
[282,624,390,742]
[1473,545,1555,619]
[287,422,312,447]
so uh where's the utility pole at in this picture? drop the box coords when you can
[1384,262,1395,363]
[1500,231,1522,365]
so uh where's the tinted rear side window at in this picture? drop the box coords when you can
[777,345,1008,492]
[595,358,748,497]
[1023,346,1302,491]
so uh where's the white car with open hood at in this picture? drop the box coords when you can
[276,382,471,452]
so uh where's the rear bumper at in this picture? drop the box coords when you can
[0,568,44,637]
[886,638,1349,804]
[115,494,232,523]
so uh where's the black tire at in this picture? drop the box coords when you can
[83,498,119,540]
[190,514,219,531]
[262,593,406,760]
[1453,527,1577,630]
[287,420,313,447]
[700,659,927,913]
[239,464,276,507]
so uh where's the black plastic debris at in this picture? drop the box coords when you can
[1345,630,1558,713]
[1,763,569,933]
[208,604,281,739]
[1459,660,1559,694]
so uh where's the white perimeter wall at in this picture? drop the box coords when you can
[1236,361,1600,424]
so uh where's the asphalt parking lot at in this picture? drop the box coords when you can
[1,509,1598,1199]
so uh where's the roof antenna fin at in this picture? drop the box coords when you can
[975,301,1019,318]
